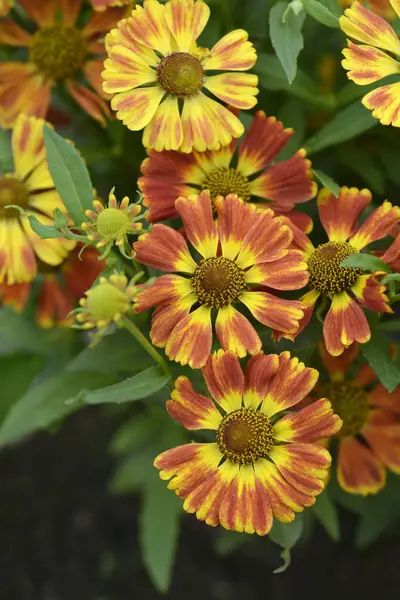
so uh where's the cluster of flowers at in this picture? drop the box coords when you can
[1,0,400,536]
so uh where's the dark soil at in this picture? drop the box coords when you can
[1,408,399,600]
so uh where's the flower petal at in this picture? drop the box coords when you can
[245,250,309,291]
[240,291,304,336]
[134,273,193,312]
[0,19,31,46]
[204,73,258,110]
[175,190,218,258]
[0,218,36,284]
[202,29,257,71]
[143,96,183,151]
[351,273,391,313]
[369,384,400,413]
[215,305,262,359]
[134,224,197,273]
[166,376,221,430]
[273,398,342,443]
[216,193,258,261]
[12,113,47,180]
[323,292,370,356]
[363,416,400,473]
[19,0,56,25]
[337,436,385,495]
[82,5,124,36]
[243,353,279,410]
[102,46,157,93]
[150,295,196,347]
[342,41,400,86]
[273,207,313,235]
[317,186,371,243]
[362,82,400,127]
[66,81,110,126]
[319,340,358,382]
[21,214,74,268]
[202,349,244,413]
[276,288,319,343]
[390,0,400,17]
[381,233,400,268]
[350,200,400,249]
[237,112,292,177]
[124,0,172,55]
[110,86,164,131]
[0,64,50,128]
[165,305,212,368]
[164,0,210,52]
[262,351,319,417]
[339,1,400,55]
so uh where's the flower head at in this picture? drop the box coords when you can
[0,0,125,127]
[0,114,74,284]
[81,188,145,258]
[0,245,104,327]
[102,0,258,152]
[315,342,400,495]
[74,273,138,335]
[139,110,316,232]
[340,0,400,127]
[282,186,400,356]
[133,190,308,369]
[154,349,342,534]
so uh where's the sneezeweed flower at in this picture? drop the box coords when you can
[0,0,124,128]
[0,246,104,327]
[340,0,400,127]
[134,191,308,369]
[81,188,145,258]
[0,0,12,17]
[102,0,258,152]
[0,114,74,285]
[154,350,342,534]
[282,186,400,357]
[139,110,317,232]
[315,342,400,495]
[73,273,139,337]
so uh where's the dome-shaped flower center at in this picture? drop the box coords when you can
[29,24,88,81]
[86,283,127,321]
[307,241,363,295]
[157,52,203,96]
[202,167,251,202]
[321,381,370,437]
[191,257,245,308]
[0,175,29,219]
[216,408,273,465]
[96,208,131,241]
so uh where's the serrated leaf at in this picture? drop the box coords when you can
[340,254,391,273]
[312,491,340,541]
[313,169,340,196]
[268,515,303,550]
[361,330,400,392]
[302,0,339,27]
[44,125,94,226]
[305,101,377,154]
[269,2,305,84]
[84,366,170,404]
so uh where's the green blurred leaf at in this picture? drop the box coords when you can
[278,99,306,160]
[111,449,155,493]
[361,330,400,392]
[312,491,340,541]
[44,125,93,226]
[269,515,303,549]
[302,0,339,27]
[140,474,181,593]
[0,371,117,447]
[382,273,400,285]
[0,354,44,422]
[0,128,13,171]
[269,2,305,84]
[313,169,340,196]
[337,145,385,195]
[341,254,391,273]
[110,414,155,455]
[214,530,250,556]
[305,101,377,154]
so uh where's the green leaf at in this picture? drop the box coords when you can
[0,128,13,171]
[312,169,340,196]
[269,2,305,84]
[268,515,303,550]
[337,145,385,195]
[273,548,292,574]
[84,366,171,405]
[381,273,400,285]
[361,330,400,392]
[302,0,339,27]
[312,491,340,541]
[53,207,69,229]
[109,414,155,455]
[140,474,181,593]
[0,354,44,422]
[111,449,156,493]
[340,254,391,273]
[44,125,94,226]
[0,371,117,447]
[214,531,250,556]
[305,101,377,154]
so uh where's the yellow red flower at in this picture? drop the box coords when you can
[316,342,400,495]
[0,245,104,327]
[0,114,74,285]
[133,190,308,369]
[139,110,316,232]
[0,0,13,17]
[0,0,125,128]
[102,0,258,152]
[340,0,400,127]
[340,0,396,20]
[154,349,342,534]
[282,186,400,356]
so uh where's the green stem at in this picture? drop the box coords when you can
[121,315,171,378]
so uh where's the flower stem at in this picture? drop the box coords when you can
[120,315,172,379]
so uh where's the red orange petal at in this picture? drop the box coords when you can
[323,292,370,356]
[202,349,244,413]
[166,376,221,430]
[317,186,371,243]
